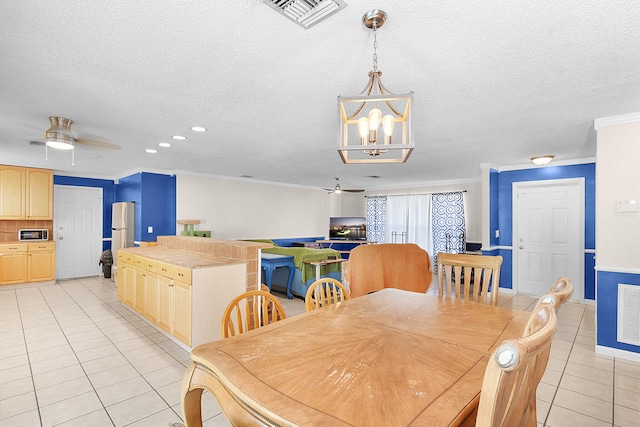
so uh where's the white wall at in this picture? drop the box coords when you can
[176,174,329,239]
[595,118,640,269]
[364,180,482,242]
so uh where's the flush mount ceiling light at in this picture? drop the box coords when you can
[338,10,414,164]
[531,155,554,166]
[191,126,207,132]
[172,135,187,140]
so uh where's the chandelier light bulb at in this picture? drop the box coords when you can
[358,117,369,144]
[382,115,395,144]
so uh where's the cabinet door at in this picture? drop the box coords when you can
[27,251,55,282]
[125,263,136,307]
[173,280,192,346]
[116,263,127,302]
[157,275,172,333]
[0,166,26,219]
[0,252,28,284]
[25,168,53,219]
[134,267,146,313]
[145,271,159,323]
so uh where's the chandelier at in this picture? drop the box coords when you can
[337,10,414,164]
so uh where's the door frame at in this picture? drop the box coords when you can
[53,184,104,279]
[512,177,585,302]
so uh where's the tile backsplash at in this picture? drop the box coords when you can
[0,220,53,242]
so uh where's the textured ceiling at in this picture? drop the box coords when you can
[1,1,639,191]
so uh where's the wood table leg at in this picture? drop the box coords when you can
[181,362,204,427]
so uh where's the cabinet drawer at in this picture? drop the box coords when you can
[123,252,135,263]
[173,265,192,284]
[143,258,157,271]
[134,255,145,267]
[27,242,56,252]
[156,261,173,278]
[0,243,28,253]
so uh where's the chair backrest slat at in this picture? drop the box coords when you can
[305,278,351,311]
[222,290,287,338]
[437,253,503,305]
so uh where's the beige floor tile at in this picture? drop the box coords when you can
[0,363,32,385]
[36,376,95,407]
[0,377,33,401]
[131,353,179,375]
[564,362,613,386]
[40,390,104,426]
[540,368,562,387]
[54,408,114,427]
[553,388,613,423]
[546,405,611,427]
[106,390,169,426]
[0,408,41,427]
[96,375,153,407]
[0,353,29,370]
[616,359,640,380]
[536,381,557,403]
[155,380,183,406]
[87,363,141,389]
[536,399,551,424]
[0,390,37,420]
[0,343,26,359]
[114,336,155,353]
[69,336,113,353]
[74,343,120,363]
[30,352,79,375]
[615,387,640,411]
[559,373,613,402]
[28,343,74,363]
[81,353,129,375]
[126,407,183,426]
[32,363,86,390]
[143,363,188,389]
[614,404,640,427]
[615,373,640,393]
[203,413,233,427]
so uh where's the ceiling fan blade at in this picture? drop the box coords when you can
[76,137,121,150]
[30,140,45,146]
[322,188,334,192]
[343,189,365,193]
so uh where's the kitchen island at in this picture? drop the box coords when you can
[116,236,271,349]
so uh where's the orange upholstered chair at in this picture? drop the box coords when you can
[344,243,432,298]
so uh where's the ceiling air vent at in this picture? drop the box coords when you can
[263,0,347,29]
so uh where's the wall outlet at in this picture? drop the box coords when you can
[495,230,500,238]
[147,226,153,233]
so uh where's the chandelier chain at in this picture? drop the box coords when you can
[372,21,378,72]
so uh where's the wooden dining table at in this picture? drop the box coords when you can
[181,288,530,427]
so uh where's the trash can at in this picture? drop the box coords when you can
[99,249,113,278]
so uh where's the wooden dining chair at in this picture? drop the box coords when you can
[305,278,350,311]
[222,290,286,338]
[437,252,503,305]
[522,277,574,426]
[476,303,558,427]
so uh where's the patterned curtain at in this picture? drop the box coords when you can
[432,192,466,267]
[366,196,386,243]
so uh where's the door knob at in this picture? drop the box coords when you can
[59,236,64,240]
[519,245,524,249]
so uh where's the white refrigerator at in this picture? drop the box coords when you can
[112,201,135,266]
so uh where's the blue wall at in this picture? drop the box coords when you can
[53,175,116,251]
[489,163,596,299]
[596,271,640,353]
[117,172,176,242]
[55,172,176,248]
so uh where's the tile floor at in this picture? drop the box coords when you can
[1,277,639,426]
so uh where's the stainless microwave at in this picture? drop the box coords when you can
[18,229,49,241]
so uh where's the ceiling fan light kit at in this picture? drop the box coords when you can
[337,10,415,164]
[323,177,364,193]
[45,117,75,150]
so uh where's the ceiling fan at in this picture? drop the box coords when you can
[323,177,365,194]
[29,116,121,151]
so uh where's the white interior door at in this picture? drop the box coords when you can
[514,178,584,301]
[54,185,103,279]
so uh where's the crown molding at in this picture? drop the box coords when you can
[594,112,640,130]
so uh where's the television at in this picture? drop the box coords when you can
[329,217,367,240]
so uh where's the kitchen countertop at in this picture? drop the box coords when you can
[118,246,244,269]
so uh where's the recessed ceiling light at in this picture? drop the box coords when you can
[145,149,158,154]
[191,126,207,132]
[158,142,171,148]
[172,135,187,140]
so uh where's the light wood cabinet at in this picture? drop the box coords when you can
[26,168,53,219]
[0,243,28,285]
[27,242,56,282]
[116,261,127,301]
[0,166,53,220]
[0,166,25,219]
[117,248,246,348]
